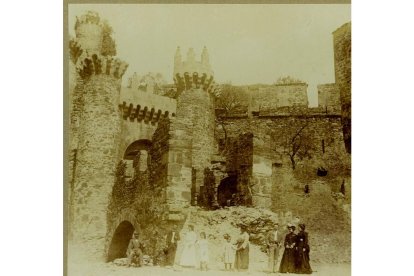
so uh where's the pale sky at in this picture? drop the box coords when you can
[68,4,350,106]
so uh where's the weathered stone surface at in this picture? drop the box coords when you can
[333,22,351,153]
[71,74,123,254]
[317,83,341,113]
[250,83,309,111]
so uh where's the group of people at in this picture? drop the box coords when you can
[171,224,251,271]
[268,223,312,274]
[164,224,251,271]
[126,222,312,274]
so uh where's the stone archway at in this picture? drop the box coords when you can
[107,220,135,262]
[217,175,238,207]
[123,139,152,177]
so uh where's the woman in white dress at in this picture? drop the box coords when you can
[197,232,209,271]
[179,224,197,268]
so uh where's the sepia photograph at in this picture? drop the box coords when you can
[65,1,351,275]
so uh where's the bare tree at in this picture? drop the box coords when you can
[214,84,248,154]
[272,119,315,170]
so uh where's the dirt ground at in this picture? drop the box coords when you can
[67,206,350,275]
[67,260,351,276]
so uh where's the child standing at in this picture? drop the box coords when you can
[197,232,209,271]
[223,234,236,271]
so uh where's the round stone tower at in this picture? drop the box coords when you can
[69,12,128,259]
[166,47,216,208]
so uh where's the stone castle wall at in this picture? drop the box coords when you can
[149,118,170,204]
[120,86,177,115]
[317,83,341,113]
[250,84,309,112]
[333,22,351,153]
[217,113,350,208]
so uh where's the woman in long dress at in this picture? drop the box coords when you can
[234,225,250,271]
[279,224,297,273]
[196,232,209,271]
[179,224,197,268]
[295,224,312,274]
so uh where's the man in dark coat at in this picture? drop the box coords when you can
[127,231,145,267]
[266,223,283,273]
[165,225,180,266]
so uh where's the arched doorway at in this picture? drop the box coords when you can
[124,139,152,177]
[217,175,238,207]
[107,221,135,262]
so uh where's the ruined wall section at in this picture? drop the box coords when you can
[250,83,309,112]
[165,92,194,213]
[149,118,170,204]
[333,22,351,153]
[217,113,350,208]
[218,133,254,205]
[235,133,254,205]
[317,83,341,113]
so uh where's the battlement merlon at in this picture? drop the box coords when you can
[76,53,129,80]
[174,72,218,94]
[173,47,213,80]
[74,11,104,55]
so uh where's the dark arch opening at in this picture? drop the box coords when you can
[124,139,152,160]
[107,221,135,262]
[217,175,238,207]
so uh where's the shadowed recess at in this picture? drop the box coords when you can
[217,175,238,207]
[123,139,152,160]
[107,220,135,262]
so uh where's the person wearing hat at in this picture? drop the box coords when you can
[234,225,250,271]
[126,231,145,267]
[266,222,283,273]
[295,223,312,274]
[164,224,180,267]
[279,224,297,273]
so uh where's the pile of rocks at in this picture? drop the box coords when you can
[178,206,293,269]
[112,255,153,267]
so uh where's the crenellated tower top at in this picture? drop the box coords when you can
[76,53,128,80]
[74,11,104,55]
[71,12,127,81]
[173,47,213,78]
[173,47,216,93]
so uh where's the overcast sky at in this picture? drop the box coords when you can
[68,4,350,106]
